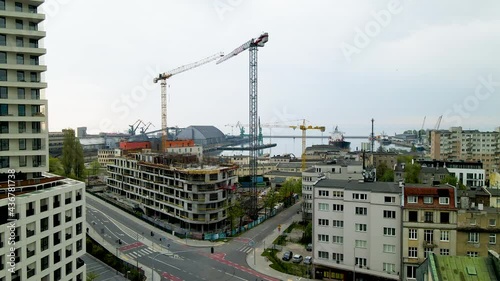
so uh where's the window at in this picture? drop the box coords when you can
[0,69,6,81]
[0,0,4,10]
[30,55,39,65]
[383,244,396,253]
[28,5,37,13]
[0,17,5,28]
[467,251,479,257]
[41,255,49,270]
[424,230,434,243]
[332,220,343,228]
[16,19,23,30]
[440,212,450,224]
[31,89,40,99]
[0,156,9,168]
[18,105,25,116]
[318,251,329,259]
[0,103,7,115]
[17,71,25,82]
[29,22,37,31]
[0,121,8,133]
[0,51,5,63]
[408,247,418,258]
[355,207,367,215]
[470,218,476,225]
[332,204,344,212]
[0,34,4,46]
[384,227,396,236]
[423,196,433,204]
[384,196,395,203]
[439,197,450,205]
[490,234,496,245]
[490,219,496,227]
[355,223,367,232]
[407,196,417,203]
[383,210,396,219]
[318,219,329,226]
[318,190,329,197]
[352,193,367,200]
[19,155,26,167]
[41,236,49,251]
[66,261,72,275]
[424,248,433,258]
[29,38,38,48]
[355,240,367,248]
[424,211,434,223]
[440,230,449,241]
[41,217,48,231]
[18,121,26,133]
[18,139,25,150]
[16,54,24,64]
[16,36,23,47]
[468,232,479,243]
[440,249,449,256]
[332,191,344,198]
[318,234,329,242]
[30,72,38,82]
[332,252,344,262]
[0,86,6,98]
[383,263,396,273]
[355,257,367,267]
[318,203,328,211]
[332,236,343,244]
[408,211,418,222]
[17,88,25,99]
[407,266,417,279]
[15,2,22,11]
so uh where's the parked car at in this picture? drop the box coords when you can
[306,243,312,251]
[282,251,293,261]
[304,256,312,265]
[292,254,303,263]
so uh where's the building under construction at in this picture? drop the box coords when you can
[106,151,238,233]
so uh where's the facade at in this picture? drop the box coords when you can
[418,159,486,187]
[312,179,402,281]
[369,152,399,169]
[488,188,500,208]
[456,206,500,257]
[0,176,86,281]
[97,148,121,167]
[48,131,64,157]
[106,152,239,233]
[430,127,500,180]
[0,0,48,181]
[164,140,202,161]
[402,184,457,281]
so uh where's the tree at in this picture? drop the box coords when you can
[60,129,85,180]
[263,188,278,217]
[49,157,63,175]
[441,174,457,186]
[376,162,394,182]
[88,160,101,176]
[404,163,421,183]
[86,272,99,281]
[226,200,245,231]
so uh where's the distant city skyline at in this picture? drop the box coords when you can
[43,0,500,135]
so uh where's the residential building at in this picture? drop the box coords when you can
[48,131,64,157]
[369,152,399,169]
[106,152,238,233]
[394,163,449,185]
[456,206,500,257]
[0,176,86,281]
[418,159,486,187]
[488,188,500,208]
[163,140,202,161]
[457,186,490,208]
[97,148,121,167]
[0,0,48,180]
[302,161,363,220]
[416,251,500,281]
[312,179,402,280]
[430,127,500,181]
[402,184,457,281]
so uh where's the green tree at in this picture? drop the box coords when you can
[49,156,64,175]
[263,188,278,217]
[376,162,389,181]
[88,160,101,176]
[226,200,245,230]
[404,163,421,183]
[86,272,99,281]
[60,129,85,180]
[441,174,457,186]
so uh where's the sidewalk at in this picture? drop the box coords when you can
[246,212,314,281]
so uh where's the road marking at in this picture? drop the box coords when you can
[147,256,181,271]
[224,272,248,281]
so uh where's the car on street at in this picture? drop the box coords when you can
[304,256,312,265]
[306,243,312,251]
[282,251,293,261]
[292,254,303,263]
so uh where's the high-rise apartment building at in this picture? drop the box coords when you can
[430,127,500,181]
[0,1,87,280]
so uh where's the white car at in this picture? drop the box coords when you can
[304,256,312,265]
[292,254,303,263]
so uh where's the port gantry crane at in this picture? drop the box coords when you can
[290,119,326,171]
[153,52,224,152]
[217,32,269,220]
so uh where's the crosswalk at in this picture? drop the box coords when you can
[239,245,254,253]
[126,247,155,258]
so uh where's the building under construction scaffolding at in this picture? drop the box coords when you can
[106,152,238,233]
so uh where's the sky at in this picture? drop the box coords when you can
[42,0,500,137]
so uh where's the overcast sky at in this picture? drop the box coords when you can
[43,0,500,137]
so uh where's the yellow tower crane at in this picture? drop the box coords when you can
[290,119,326,171]
[153,52,223,152]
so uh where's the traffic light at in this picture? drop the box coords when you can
[211,247,214,254]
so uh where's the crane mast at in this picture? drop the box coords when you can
[218,32,268,220]
[154,52,223,152]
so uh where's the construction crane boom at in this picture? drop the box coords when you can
[153,52,223,152]
[290,120,326,171]
[218,32,268,220]
[434,115,443,130]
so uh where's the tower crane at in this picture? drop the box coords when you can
[434,115,443,130]
[419,116,426,143]
[289,119,326,171]
[128,119,144,136]
[153,52,224,152]
[217,32,269,220]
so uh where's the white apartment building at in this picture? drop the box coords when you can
[312,179,402,281]
[418,159,486,187]
[107,152,239,233]
[430,127,500,180]
[0,0,48,180]
[0,176,86,281]
[302,161,363,220]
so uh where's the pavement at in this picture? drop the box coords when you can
[245,212,315,281]
[81,253,129,281]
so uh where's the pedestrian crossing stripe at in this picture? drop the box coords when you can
[239,246,253,253]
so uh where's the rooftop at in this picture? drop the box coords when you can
[428,252,499,281]
[314,179,402,194]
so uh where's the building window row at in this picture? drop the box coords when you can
[352,193,367,200]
